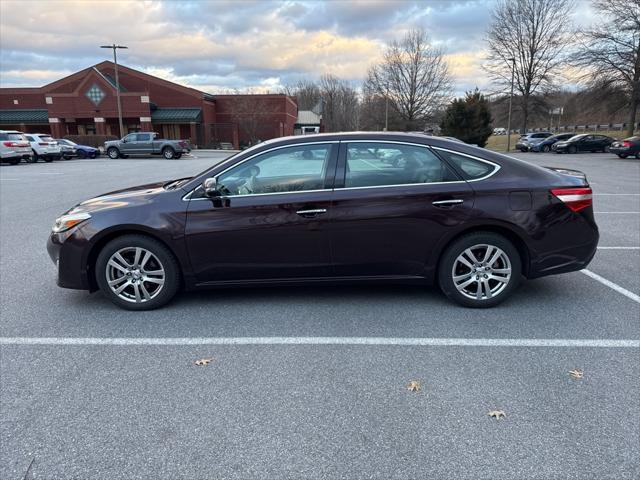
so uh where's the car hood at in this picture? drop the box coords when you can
[70,181,170,214]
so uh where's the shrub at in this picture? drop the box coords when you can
[440,89,493,147]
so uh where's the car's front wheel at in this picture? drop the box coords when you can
[542,144,551,152]
[107,147,120,159]
[438,232,522,308]
[96,235,181,310]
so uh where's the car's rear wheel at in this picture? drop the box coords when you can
[568,145,577,154]
[31,150,39,162]
[635,152,640,159]
[107,147,120,159]
[76,150,86,159]
[438,232,522,308]
[96,235,181,310]
[8,158,20,165]
[162,147,176,159]
[618,154,628,159]
[542,144,550,152]
[603,145,610,153]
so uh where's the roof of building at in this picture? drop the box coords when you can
[296,110,321,125]
[151,108,202,123]
[0,109,49,124]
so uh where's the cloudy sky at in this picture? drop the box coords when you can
[0,0,597,96]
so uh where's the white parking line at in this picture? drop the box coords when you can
[0,337,637,347]
[581,269,640,304]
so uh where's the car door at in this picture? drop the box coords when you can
[184,142,338,283]
[327,141,476,278]
[119,133,137,154]
[135,133,153,154]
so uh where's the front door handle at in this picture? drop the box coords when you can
[432,199,464,207]
[296,208,327,217]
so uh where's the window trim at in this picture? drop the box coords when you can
[431,147,501,182]
[184,141,339,201]
[336,140,466,191]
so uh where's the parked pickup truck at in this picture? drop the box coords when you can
[104,132,190,159]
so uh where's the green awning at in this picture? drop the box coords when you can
[151,108,202,124]
[0,109,49,124]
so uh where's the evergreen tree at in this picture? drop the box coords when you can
[440,89,493,147]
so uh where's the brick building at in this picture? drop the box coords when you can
[0,61,298,148]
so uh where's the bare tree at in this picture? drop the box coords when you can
[319,74,359,132]
[281,80,322,111]
[484,0,574,133]
[367,28,451,130]
[573,0,640,137]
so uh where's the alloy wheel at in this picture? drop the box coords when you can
[105,247,165,303]
[451,244,512,300]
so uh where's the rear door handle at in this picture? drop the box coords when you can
[296,208,327,217]
[432,199,464,206]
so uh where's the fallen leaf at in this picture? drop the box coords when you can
[194,357,214,366]
[407,380,421,392]
[569,369,583,379]
[488,410,506,419]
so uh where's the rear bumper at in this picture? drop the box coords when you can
[1,149,31,159]
[609,147,636,155]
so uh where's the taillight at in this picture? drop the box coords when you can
[550,187,593,213]
[3,141,17,147]
[623,141,632,147]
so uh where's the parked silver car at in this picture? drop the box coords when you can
[0,130,31,165]
[515,132,552,152]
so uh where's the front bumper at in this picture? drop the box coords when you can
[610,147,637,155]
[515,142,530,151]
[47,227,92,290]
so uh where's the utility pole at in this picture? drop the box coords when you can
[100,44,128,138]
[506,57,515,153]
[384,82,389,131]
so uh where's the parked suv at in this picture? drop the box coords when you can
[515,132,552,152]
[25,133,62,162]
[0,130,31,165]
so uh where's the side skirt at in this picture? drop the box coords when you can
[191,275,430,290]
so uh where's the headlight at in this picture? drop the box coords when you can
[52,212,91,233]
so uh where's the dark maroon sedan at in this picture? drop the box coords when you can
[47,132,598,310]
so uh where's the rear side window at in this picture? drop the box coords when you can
[343,142,459,188]
[137,133,151,141]
[435,150,497,180]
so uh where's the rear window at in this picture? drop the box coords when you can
[0,133,26,141]
[40,136,54,142]
[435,150,497,180]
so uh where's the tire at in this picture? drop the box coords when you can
[107,147,120,159]
[44,156,53,162]
[8,158,20,165]
[76,150,86,159]
[174,153,182,159]
[618,154,628,159]
[31,150,39,162]
[63,155,72,160]
[542,144,550,152]
[635,152,640,159]
[162,147,176,159]
[568,145,577,154]
[603,145,610,153]
[520,147,527,152]
[438,232,522,308]
[95,234,181,310]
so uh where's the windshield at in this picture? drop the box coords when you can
[60,139,76,146]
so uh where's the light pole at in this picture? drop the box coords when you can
[100,44,128,138]
[506,57,515,153]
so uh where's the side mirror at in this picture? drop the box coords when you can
[203,177,220,197]
[122,138,127,143]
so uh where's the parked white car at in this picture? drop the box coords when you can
[0,130,32,165]
[493,127,507,135]
[24,133,62,162]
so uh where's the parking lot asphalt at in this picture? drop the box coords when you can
[1,150,639,479]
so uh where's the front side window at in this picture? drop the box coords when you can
[216,144,332,196]
[343,142,458,188]
[435,150,497,180]
[136,133,151,141]
[123,134,136,142]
